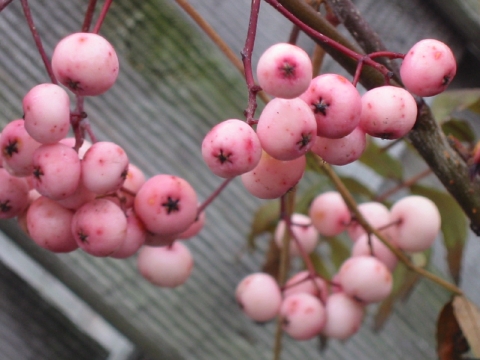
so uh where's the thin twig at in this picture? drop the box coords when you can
[197,177,234,215]
[91,0,113,34]
[0,0,15,12]
[81,0,98,32]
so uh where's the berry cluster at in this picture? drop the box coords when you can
[0,32,203,288]
[236,191,441,341]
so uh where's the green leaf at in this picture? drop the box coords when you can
[441,119,476,143]
[431,88,480,122]
[411,185,467,284]
[358,139,403,180]
[309,252,331,280]
[247,201,280,250]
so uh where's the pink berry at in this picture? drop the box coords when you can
[32,143,81,200]
[274,213,319,256]
[26,196,78,253]
[347,201,394,242]
[322,292,364,340]
[71,199,127,257]
[308,191,350,237]
[1,119,42,177]
[59,137,92,159]
[23,83,71,144]
[201,119,262,178]
[55,181,96,210]
[134,174,198,235]
[0,168,30,219]
[351,234,398,271]
[137,242,194,288]
[310,126,366,166]
[300,74,362,139]
[110,209,146,259]
[235,272,282,322]
[256,97,317,160]
[283,270,329,303]
[51,32,119,96]
[256,43,312,99]
[144,231,178,247]
[338,256,393,303]
[241,151,305,199]
[177,211,206,240]
[359,85,417,139]
[390,195,441,253]
[280,293,326,340]
[400,39,456,97]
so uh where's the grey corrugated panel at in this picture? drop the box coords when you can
[0,0,478,360]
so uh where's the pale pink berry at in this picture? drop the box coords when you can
[390,195,441,253]
[400,39,456,97]
[310,126,366,166]
[59,137,92,159]
[110,209,146,259]
[308,191,350,237]
[71,199,127,257]
[235,272,282,322]
[351,234,398,271]
[300,74,362,139]
[137,242,194,288]
[274,213,319,256]
[241,151,305,199]
[201,119,262,178]
[177,211,206,240]
[322,292,364,340]
[55,181,96,210]
[144,231,178,247]
[256,97,317,160]
[23,83,71,144]
[1,119,42,177]
[26,196,78,253]
[338,256,393,303]
[51,32,119,96]
[0,168,30,219]
[347,201,394,242]
[256,43,313,99]
[81,141,129,195]
[32,143,81,200]
[280,293,326,340]
[283,270,329,303]
[134,174,198,235]
[359,85,417,139]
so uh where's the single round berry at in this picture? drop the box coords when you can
[51,32,119,96]
[235,272,282,322]
[23,83,71,144]
[351,234,398,271]
[134,174,198,235]
[283,270,329,304]
[347,201,394,242]
[274,213,319,256]
[256,97,317,161]
[280,293,326,340]
[308,191,350,237]
[137,242,194,288]
[256,43,312,99]
[321,292,364,340]
[400,39,457,97]
[359,85,417,139]
[300,74,362,139]
[0,168,30,219]
[201,119,262,178]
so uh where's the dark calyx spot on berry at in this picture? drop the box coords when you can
[216,149,232,164]
[78,230,89,244]
[297,133,312,149]
[442,75,451,86]
[66,78,83,92]
[120,167,128,180]
[162,196,180,214]
[32,166,44,180]
[313,98,329,116]
[3,139,19,158]
[373,132,394,140]
[279,62,295,78]
[0,200,12,213]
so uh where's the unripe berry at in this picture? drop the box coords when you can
[359,85,417,139]
[235,272,282,322]
[51,32,119,96]
[256,43,312,99]
[201,119,262,178]
[23,83,71,144]
[400,39,456,97]
[137,242,194,288]
[256,97,317,160]
[308,191,350,237]
[274,213,319,256]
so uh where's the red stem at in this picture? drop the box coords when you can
[0,0,14,12]
[197,177,234,215]
[20,0,57,84]
[82,0,98,32]
[92,0,113,34]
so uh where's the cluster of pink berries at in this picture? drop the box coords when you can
[0,32,203,288]
[201,39,456,201]
[236,190,441,341]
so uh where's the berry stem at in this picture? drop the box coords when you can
[91,0,113,34]
[197,177,234,215]
[0,0,14,12]
[81,0,98,32]
[20,0,57,84]
[314,155,463,296]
